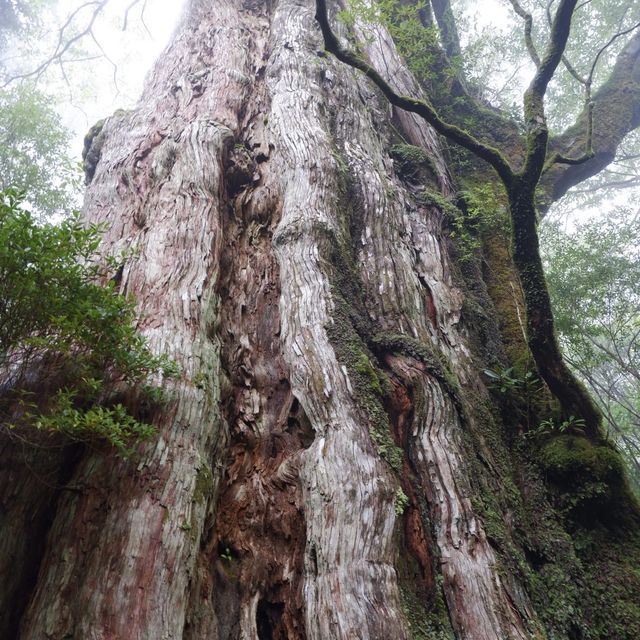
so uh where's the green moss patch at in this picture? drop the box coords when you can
[539,435,625,486]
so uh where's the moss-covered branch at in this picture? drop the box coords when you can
[521,0,580,181]
[315,0,515,185]
[316,0,603,434]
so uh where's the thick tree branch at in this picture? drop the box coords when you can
[508,0,602,432]
[315,0,515,184]
[529,0,578,96]
[522,0,580,181]
[545,0,588,84]
[542,28,640,205]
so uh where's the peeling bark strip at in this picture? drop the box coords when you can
[267,3,407,637]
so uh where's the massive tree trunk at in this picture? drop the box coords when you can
[1,1,639,639]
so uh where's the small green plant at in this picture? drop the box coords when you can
[395,487,410,516]
[527,415,587,440]
[0,188,176,455]
[448,183,509,261]
[485,366,545,430]
[485,366,520,393]
[32,390,156,455]
[484,367,542,395]
[192,371,209,390]
[220,547,233,563]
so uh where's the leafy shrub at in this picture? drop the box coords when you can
[0,189,175,454]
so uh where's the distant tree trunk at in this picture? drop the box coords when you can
[1,1,638,639]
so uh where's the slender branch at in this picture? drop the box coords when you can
[539,16,640,172]
[3,0,151,88]
[543,100,594,171]
[90,31,120,96]
[139,0,152,39]
[576,0,594,11]
[122,0,145,30]
[587,19,640,91]
[541,28,640,204]
[3,1,109,86]
[571,176,640,194]
[508,0,541,67]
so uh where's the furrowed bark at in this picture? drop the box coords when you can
[11,2,255,636]
[2,1,640,639]
[268,3,406,636]
[328,32,536,633]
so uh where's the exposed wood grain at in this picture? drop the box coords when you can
[0,2,554,639]
[267,3,407,637]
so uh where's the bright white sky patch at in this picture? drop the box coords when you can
[48,0,187,160]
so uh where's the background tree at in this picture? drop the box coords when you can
[0,0,80,217]
[0,85,79,217]
[1,1,639,639]
[542,208,640,490]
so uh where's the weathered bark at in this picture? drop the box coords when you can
[1,1,639,639]
[7,2,253,636]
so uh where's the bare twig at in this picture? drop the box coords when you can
[586,19,640,93]
[122,0,145,30]
[3,0,153,89]
[90,31,120,96]
[3,1,109,86]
